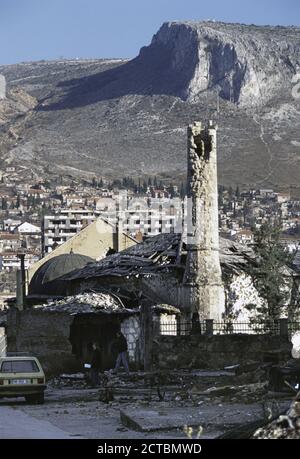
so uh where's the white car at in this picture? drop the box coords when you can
[0,355,46,404]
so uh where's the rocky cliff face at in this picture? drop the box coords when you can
[0,75,6,100]
[137,21,300,106]
[0,22,299,188]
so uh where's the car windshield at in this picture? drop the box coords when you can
[0,360,39,373]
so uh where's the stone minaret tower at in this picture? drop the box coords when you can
[183,121,225,321]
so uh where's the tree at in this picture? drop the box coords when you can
[242,201,251,225]
[247,223,292,321]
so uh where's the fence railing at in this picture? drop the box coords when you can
[158,318,300,339]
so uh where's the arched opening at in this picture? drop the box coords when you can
[69,315,121,370]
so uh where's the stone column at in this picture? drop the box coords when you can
[183,121,225,321]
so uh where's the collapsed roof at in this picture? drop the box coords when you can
[34,291,136,315]
[63,233,256,283]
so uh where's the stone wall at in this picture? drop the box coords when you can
[6,308,142,375]
[6,308,79,376]
[153,334,292,370]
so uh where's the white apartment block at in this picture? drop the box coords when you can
[99,202,182,237]
[43,209,99,254]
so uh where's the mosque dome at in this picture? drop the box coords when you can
[29,252,93,296]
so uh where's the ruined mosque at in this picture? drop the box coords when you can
[2,121,296,374]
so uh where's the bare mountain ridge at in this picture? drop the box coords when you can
[0,21,300,189]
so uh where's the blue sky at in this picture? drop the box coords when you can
[0,0,299,64]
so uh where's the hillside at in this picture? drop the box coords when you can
[0,21,300,189]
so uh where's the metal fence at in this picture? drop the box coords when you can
[158,319,300,339]
[212,321,280,336]
[159,321,192,336]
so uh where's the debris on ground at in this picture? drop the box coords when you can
[253,394,300,439]
[268,358,300,392]
[47,367,271,405]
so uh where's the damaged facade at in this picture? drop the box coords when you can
[63,232,260,318]
[6,292,177,375]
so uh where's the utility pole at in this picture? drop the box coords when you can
[16,253,26,310]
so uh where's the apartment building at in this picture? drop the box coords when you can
[42,209,99,254]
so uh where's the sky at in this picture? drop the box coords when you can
[0,0,299,65]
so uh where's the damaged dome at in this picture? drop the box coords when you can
[28,252,93,296]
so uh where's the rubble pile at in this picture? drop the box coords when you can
[47,368,272,407]
[34,292,134,315]
[253,396,300,439]
[49,373,88,388]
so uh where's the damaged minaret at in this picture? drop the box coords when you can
[183,121,225,321]
[0,75,6,100]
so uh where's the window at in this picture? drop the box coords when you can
[1,360,39,373]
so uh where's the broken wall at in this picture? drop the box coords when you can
[6,308,79,376]
[6,308,142,375]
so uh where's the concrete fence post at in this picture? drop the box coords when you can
[279,318,289,338]
[205,319,214,337]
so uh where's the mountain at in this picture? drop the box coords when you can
[0,21,300,190]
